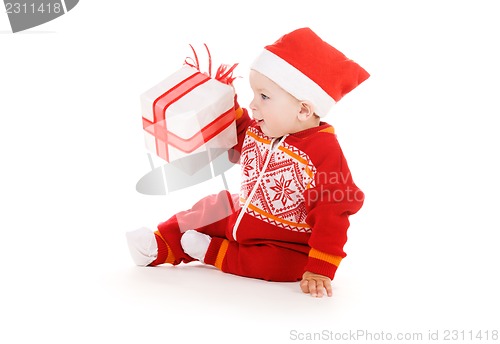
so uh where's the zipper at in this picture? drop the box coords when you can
[231,135,288,241]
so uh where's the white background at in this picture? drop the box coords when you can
[1,1,499,343]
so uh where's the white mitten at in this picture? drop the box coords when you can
[180,230,211,263]
[126,227,158,266]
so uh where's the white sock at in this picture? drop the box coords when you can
[126,227,158,266]
[180,230,211,263]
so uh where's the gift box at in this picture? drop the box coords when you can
[141,61,237,174]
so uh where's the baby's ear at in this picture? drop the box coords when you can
[297,100,315,121]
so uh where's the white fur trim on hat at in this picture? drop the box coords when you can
[251,49,336,117]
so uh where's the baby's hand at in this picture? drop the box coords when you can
[300,271,333,298]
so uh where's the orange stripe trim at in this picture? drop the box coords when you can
[277,146,315,188]
[214,239,229,270]
[305,175,315,189]
[319,126,335,135]
[276,146,314,181]
[248,203,311,228]
[246,129,271,144]
[154,231,175,264]
[304,167,315,181]
[278,146,309,166]
[235,107,244,120]
[309,248,342,267]
[238,197,311,229]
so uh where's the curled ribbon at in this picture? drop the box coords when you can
[184,44,239,85]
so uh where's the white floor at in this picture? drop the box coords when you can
[3,179,498,343]
[2,1,500,343]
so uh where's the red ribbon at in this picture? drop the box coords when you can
[185,44,238,84]
[143,45,237,162]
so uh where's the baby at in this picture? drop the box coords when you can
[127,27,369,297]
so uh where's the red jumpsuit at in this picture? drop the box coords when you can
[149,106,364,282]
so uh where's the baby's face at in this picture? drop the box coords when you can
[249,70,303,138]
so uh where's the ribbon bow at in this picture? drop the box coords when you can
[184,44,239,85]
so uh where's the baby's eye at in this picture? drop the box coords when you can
[260,93,269,100]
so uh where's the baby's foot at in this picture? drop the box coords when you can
[180,230,211,263]
[126,227,158,266]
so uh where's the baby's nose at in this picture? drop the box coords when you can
[249,98,257,111]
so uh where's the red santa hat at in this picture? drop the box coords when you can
[251,27,370,117]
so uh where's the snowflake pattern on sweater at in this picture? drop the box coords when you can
[239,127,317,233]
